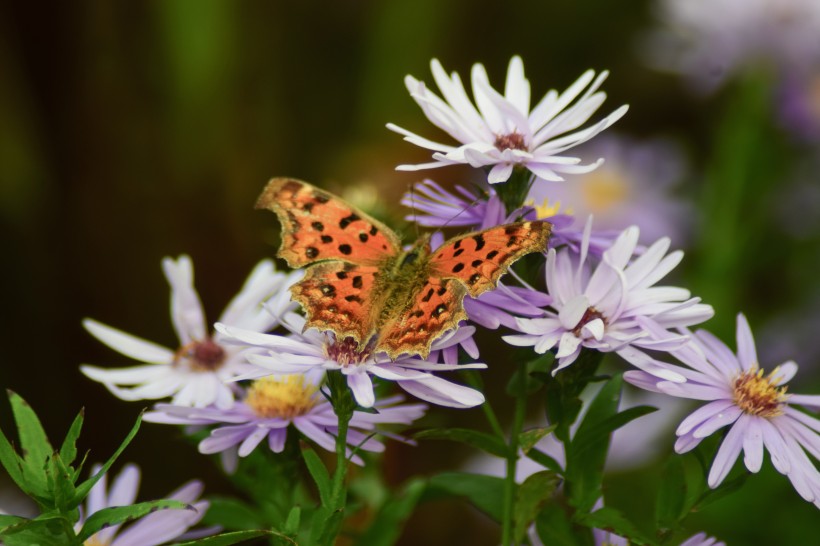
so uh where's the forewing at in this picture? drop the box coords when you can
[292,262,383,344]
[256,178,402,267]
[430,221,551,297]
[377,277,467,359]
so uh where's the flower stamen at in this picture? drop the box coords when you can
[572,307,606,337]
[494,131,527,152]
[733,367,789,417]
[245,376,319,419]
[175,338,226,372]
[326,336,372,367]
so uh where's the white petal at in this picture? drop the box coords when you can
[83,319,174,364]
[162,255,207,343]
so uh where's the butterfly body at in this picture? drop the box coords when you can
[257,178,551,359]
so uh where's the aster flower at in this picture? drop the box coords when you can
[527,133,691,244]
[504,218,714,378]
[144,371,426,469]
[387,56,628,184]
[625,314,820,508]
[215,313,486,409]
[81,256,302,409]
[79,463,213,546]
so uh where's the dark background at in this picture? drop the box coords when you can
[2,1,818,544]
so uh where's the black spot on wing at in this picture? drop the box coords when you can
[338,244,352,255]
[453,248,465,257]
[421,287,434,302]
[306,247,319,259]
[339,214,360,229]
[471,259,482,267]
[336,271,348,280]
[359,233,369,242]
[311,221,324,231]
[486,249,499,260]
[313,193,330,204]
[321,235,333,243]
[473,234,486,251]
[452,263,464,273]
[352,276,363,289]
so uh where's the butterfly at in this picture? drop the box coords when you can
[256,178,551,359]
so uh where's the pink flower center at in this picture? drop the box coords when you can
[494,131,527,152]
[175,338,226,372]
[732,368,788,418]
[326,336,372,367]
[572,307,606,336]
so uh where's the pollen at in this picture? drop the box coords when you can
[175,338,226,372]
[326,336,372,367]
[525,198,573,219]
[579,168,629,212]
[494,131,528,152]
[732,366,789,418]
[245,375,319,419]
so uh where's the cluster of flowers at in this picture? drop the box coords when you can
[80,54,819,542]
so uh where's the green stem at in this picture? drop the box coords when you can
[463,370,505,440]
[501,359,528,546]
[494,167,535,215]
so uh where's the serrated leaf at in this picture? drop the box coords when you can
[201,497,264,531]
[0,514,78,546]
[415,428,508,458]
[519,425,556,455]
[46,452,77,512]
[72,412,142,504]
[577,507,658,546]
[77,499,189,541]
[355,479,425,546]
[8,391,52,496]
[424,472,504,521]
[301,449,331,507]
[655,455,686,530]
[59,409,84,468]
[174,529,294,546]
[513,471,560,543]
[535,503,584,546]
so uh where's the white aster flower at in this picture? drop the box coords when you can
[81,256,302,409]
[215,312,486,409]
[625,315,820,508]
[387,56,628,184]
[504,218,714,379]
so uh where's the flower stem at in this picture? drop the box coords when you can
[463,369,505,440]
[501,359,528,546]
[494,167,534,215]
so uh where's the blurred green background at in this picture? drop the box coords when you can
[1,1,818,544]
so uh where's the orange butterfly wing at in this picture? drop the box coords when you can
[378,277,467,358]
[430,221,551,297]
[256,178,402,267]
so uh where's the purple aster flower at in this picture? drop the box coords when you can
[81,256,301,409]
[79,463,214,546]
[144,371,426,469]
[625,314,820,508]
[387,56,628,184]
[527,133,692,245]
[504,218,714,378]
[214,313,486,409]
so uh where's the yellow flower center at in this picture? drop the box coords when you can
[245,376,319,419]
[579,167,630,212]
[732,366,789,418]
[525,198,572,219]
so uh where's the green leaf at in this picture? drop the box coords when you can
[0,514,79,546]
[283,506,301,536]
[694,471,749,511]
[415,428,508,458]
[72,412,143,504]
[513,471,560,543]
[174,529,294,546]
[571,406,657,460]
[0,514,25,530]
[565,375,623,512]
[77,499,190,541]
[302,449,332,507]
[355,479,425,546]
[46,452,77,513]
[424,472,504,521]
[506,352,555,396]
[527,447,565,474]
[201,497,264,531]
[576,507,658,546]
[0,427,27,496]
[519,425,556,455]
[535,503,585,546]
[543,350,605,443]
[8,391,53,496]
[655,455,686,530]
[59,408,84,468]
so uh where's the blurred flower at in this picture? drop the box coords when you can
[81,256,301,409]
[625,315,820,508]
[79,463,213,546]
[215,313,486,409]
[504,218,713,377]
[645,0,820,91]
[527,134,692,244]
[145,371,426,469]
[388,56,628,184]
